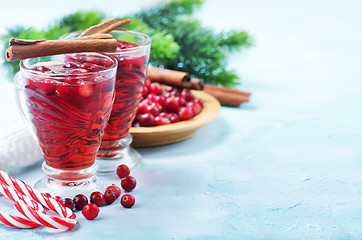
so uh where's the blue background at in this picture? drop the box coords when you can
[1,0,362,239]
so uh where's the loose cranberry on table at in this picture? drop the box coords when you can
[82,203,99,220]
[106,185,122,199]
[117,164,130,179]
[61,198,75,210]
[104,190,117,204]
[120,194,135,208]
[121,176,137,192]
[73,194,88,210]
[90,191,105,207]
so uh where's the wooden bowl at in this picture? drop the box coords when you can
[130,90,221,147]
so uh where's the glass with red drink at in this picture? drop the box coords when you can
[61,30,151,172]
[14,52,117,196]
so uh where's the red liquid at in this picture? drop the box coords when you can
[24,59,115,170]
[99,41,150,152]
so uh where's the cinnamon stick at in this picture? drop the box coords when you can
[190,78,204,90]
[80,18,131,37]
[203,86,250,107]
[204,84,251,97]
[6,37,117,62]
[147,66,191,88]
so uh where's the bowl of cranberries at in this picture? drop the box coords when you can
[130,79,220,147]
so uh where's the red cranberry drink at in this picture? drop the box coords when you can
[15,53,117,196]
[61,30,151,172]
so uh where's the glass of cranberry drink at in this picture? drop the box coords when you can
[14,52,117,196]
[61,30,151,172]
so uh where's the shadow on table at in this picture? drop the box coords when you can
[135,116,230,159]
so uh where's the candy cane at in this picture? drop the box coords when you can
[15,200,76,230]
[0,170,77,230]
[0,182,43,228]
[0,170,74,219]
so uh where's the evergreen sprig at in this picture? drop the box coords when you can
[1,0,252,86]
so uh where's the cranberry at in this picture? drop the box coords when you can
[164,97,180,113]
[63,62,77,68]
[79,63,91,69]
[73,194,88,210]
[101,58,113,67]
[179,106,194,120]
[181,89,195,102]
[70,69,87,74]
[53,196,62,203]
[33,65,51,73]
[82,203,99,220]
[120,194,135,208]
[132,121,141,127]
[39,80,56,95]
[170,87,182,96]
[135,113,155,127]
[148,102,162,116]
[117,164,130,179]
[90,191,105,207]
[155,116,171,126]
[158,112,168,118]
[149,82,163,95]
[106,185,122,199]
[137,99,150,114]
[144,78,152,88]
[175,96,186,107]
[168,112,181,123]
[61,198,75,210]
[104,190,117,204]
[194,98,204,108]
[187,101,202,116]
[55,85,75,98]
[141,85,149,99]
[147,94,165,106]
[121,176,137,192]
[78,84,94,97]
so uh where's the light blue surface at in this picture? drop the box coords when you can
[1,0,362,239]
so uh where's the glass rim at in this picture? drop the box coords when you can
[60,29,152,55]
[20,52,118,80]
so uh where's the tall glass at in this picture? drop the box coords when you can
[14,53,117,197]
[61,30,151,172]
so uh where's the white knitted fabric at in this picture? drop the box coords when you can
[0,121,42,169]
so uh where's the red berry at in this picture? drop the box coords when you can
[194,98,204,108]
[120,194,135,208]
[106,185,122,199]
[82,203,99,220]
[149,82,163,95]
[181,89,195,102]
[135,113,155,127]
[33,65,50,73]
[61,198,75,210]
[39,80,56,95]
[90,191,105,207]
[104,190,117,204]
[141,85,149,98]
[155,116,171,126]
[144,78,152,88]
[117,164,130,179]
[175,96,186,107]
[78,84,94,97]
[73,194,88,210]
[121,176,137,192]
[63,62,77,68]
[55,85,75,99]
[79,63,91,69]
[164,97,180,113]
[168,112,181,123]
[101,58,113,67]
[170,87,182,96]
[187,101,202,116]
[179,106,194,120]
[53,196,62,203]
